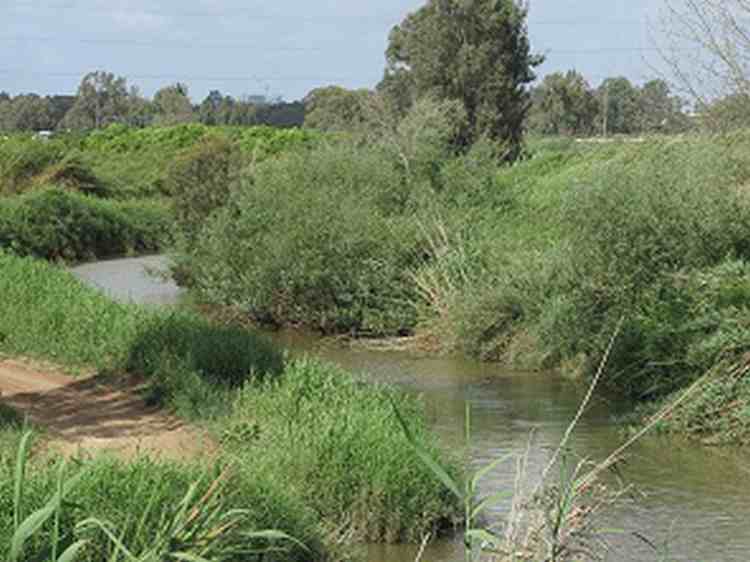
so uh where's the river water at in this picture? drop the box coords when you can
[71,256,750,561]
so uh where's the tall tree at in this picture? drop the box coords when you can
[153,83,194,125]
[384,0,542,159]
[528,71,598,136]
[61,71,131,129]
[597,77,640,135]
[303,86,371,131]
[636,79,689,133]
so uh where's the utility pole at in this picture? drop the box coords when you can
[601,81,609,138]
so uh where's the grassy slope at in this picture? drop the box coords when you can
[0,251,461,558]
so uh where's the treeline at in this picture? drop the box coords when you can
[0,71,304,132]
[528,72,690,136]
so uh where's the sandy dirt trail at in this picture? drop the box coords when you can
[0,358,214,460]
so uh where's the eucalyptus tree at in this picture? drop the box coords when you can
[61,71,131,129]
[528,70,598,136]
[384,0,542,159]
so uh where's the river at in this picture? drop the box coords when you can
[71,255,750,561]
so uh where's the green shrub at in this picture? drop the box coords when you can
[0,137,66,194]
[224,357,461,543]
[165,135,241,243]
[0,190,171,262]
[188,143,422,335]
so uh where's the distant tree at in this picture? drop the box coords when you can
[61,71,131,129]
[47,95,76,128]
[303,86,371,131]
[257,101,304,128]
[376,67,415,119]
[700,93,750,132]
[597,77,641,135]
[635,79,689,134]
[124,86,155,127]
[153,83,194,125]
[0,92,10,103]
[0,94,55,131]
[199,90,225,125]
[528,71,598,136]
[384,0,542,159]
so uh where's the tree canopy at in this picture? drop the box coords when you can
[384,0,542,159]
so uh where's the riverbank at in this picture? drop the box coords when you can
[175,132,750,445]
[0,251,460,560]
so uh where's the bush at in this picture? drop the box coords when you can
[188,143,423,335]
[165,135,241,243]
[0,137,66,194]
[0,189,172,262]
[224,357,461,542]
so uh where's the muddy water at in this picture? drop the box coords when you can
[72,256,750,561]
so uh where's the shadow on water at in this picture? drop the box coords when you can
[73,256,750,562]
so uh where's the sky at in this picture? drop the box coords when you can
[1,0,666,102]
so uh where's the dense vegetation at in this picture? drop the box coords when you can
[0,251,461,559]
[0,124,319,262]
[176,125,750,443]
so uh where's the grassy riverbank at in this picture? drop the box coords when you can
[180,130,750,443]
[0,124,319,263]
[0,251,460,559]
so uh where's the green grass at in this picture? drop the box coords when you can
[222,357,461,543]
[0,251,282,418]
[0,434,323,562]
[179,130,750,442]
[0,251,462,551]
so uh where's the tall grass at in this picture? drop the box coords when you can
[222,357,462,543]
[1,432,314,562]
[0,251,282,417]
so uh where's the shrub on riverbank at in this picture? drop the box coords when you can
[224,358,461,543]
[0,252,462,553]
[0,189,172,262]
[187,143,425,334]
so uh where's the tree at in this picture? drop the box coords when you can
[636,79,689,133]
[528,71,598,136]
[384,0,542,159]
[596,77,641,135]
[0,94,55,131]
[153,83,194,125]
[303,86,371,131]
[61,71,131,129]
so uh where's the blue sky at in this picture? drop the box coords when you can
[2,0,665,102]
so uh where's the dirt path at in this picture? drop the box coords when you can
[0,359,214,461]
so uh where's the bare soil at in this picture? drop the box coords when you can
[0,358,214,461]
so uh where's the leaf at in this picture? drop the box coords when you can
[56,540,89,562]
[471,489,512,520]
[10,504,56,561]
[391,397,463,500]
[465,528,502,548]
[13,431,33,530]
[470,453,513,492]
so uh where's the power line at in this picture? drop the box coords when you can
[4,3,647,26]
[0,35,336,51]
[0,68,358,83]
[2,35,676,55]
